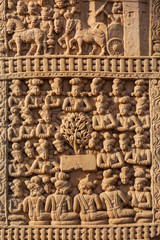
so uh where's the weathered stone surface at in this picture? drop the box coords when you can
[0,0,160,239]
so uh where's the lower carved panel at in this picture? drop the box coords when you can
[0,224,160,240]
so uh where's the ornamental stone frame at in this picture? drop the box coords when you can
[0,0,160,239]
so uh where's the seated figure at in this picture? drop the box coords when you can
[100,170,135,224]
[23,176,50,225]
[128,177,152,223]
[73,175,107,224]
[45,174,79,225]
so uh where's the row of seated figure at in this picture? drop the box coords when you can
[8,78,149,143]
[8,127,151,179]
[8,171,152,225]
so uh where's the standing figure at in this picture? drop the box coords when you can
[136,96,150,130]
[73,175,107,224]
[40,7,54,54]
[62,78,92,112]
[26,1,40,29]
[97,132,124,169]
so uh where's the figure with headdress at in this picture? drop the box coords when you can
[92,94,116,131]
[36,105,58,139]
[8,109,21,142]
[128,177,152,223]
[109,79,126,112]
[8,80,23,109]
[24,140,36,164]
[40,7,54,54]
[62,78,92,112]
[45,78,62,108]
[26,2,40,29]
[53,132,69,154]
[8,179,28,225]
[90,78,105,97]
[9,143,31,177]
[23,176,50,225]
[24,79,44,109]
[86,131,102,154]
[100,170,135,224]
[97,132,124,169]
[45,173,79,225]
[136,96,150,129]
[19,107,36,140]
[73,174,107,224]
[117,96,140,132]
[131,79,148,102]
[125,127,151,166]
[30,139,60,175]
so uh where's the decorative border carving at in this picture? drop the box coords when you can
[0,56,160,80]
[151,0,160,55]
[0,224,160,240]
[0,80,7,225]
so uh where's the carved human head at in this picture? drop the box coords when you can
[119,96,131,116]
[120,167,130,185]
[101,170,118,190]
[17,0,27,14]
[39,105,51,123]
[112,78,124,96]
[134,127,146,149]
[54,0,65,9]
[25,141,35,158]
[119,133,130,151]
[49,78,62,95]
[134,177,146,191]
[10,80,22,96]
[28,1,38,15]
[11,143,23,163]
[36,139,49,160]
[55,180,72,194]
[26,176,44,197]
[78,174,95,194]
[27,79,44,96]
[70,78,83,97]
[103,132,115,152]
[10,179,24,198]
[90,78,104,96]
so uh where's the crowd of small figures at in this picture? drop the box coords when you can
[6,0,124,56]
[8,77,153,225]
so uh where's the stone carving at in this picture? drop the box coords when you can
[7,77,152,229]
[0,0,158,239]
[6,0,124,56]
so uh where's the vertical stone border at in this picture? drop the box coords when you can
[150,79,160,221]
[151,0,160,55]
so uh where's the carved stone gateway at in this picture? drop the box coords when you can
[0,0,160,239]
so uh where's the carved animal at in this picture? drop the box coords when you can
[7,18,47,56]
[69,20,106,55]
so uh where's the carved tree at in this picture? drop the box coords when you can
[60,113,92,154]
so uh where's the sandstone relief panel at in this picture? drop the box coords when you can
[7,77,152,226]
[6,0,124,56]
[0,0,160,239]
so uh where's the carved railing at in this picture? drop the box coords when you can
[0,56,160,79]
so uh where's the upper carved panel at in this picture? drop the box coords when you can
[6,0,124,56]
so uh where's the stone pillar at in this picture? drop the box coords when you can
[123,0,149,56]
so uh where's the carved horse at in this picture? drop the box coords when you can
[7,18,47,56]
[68,19,107,55]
